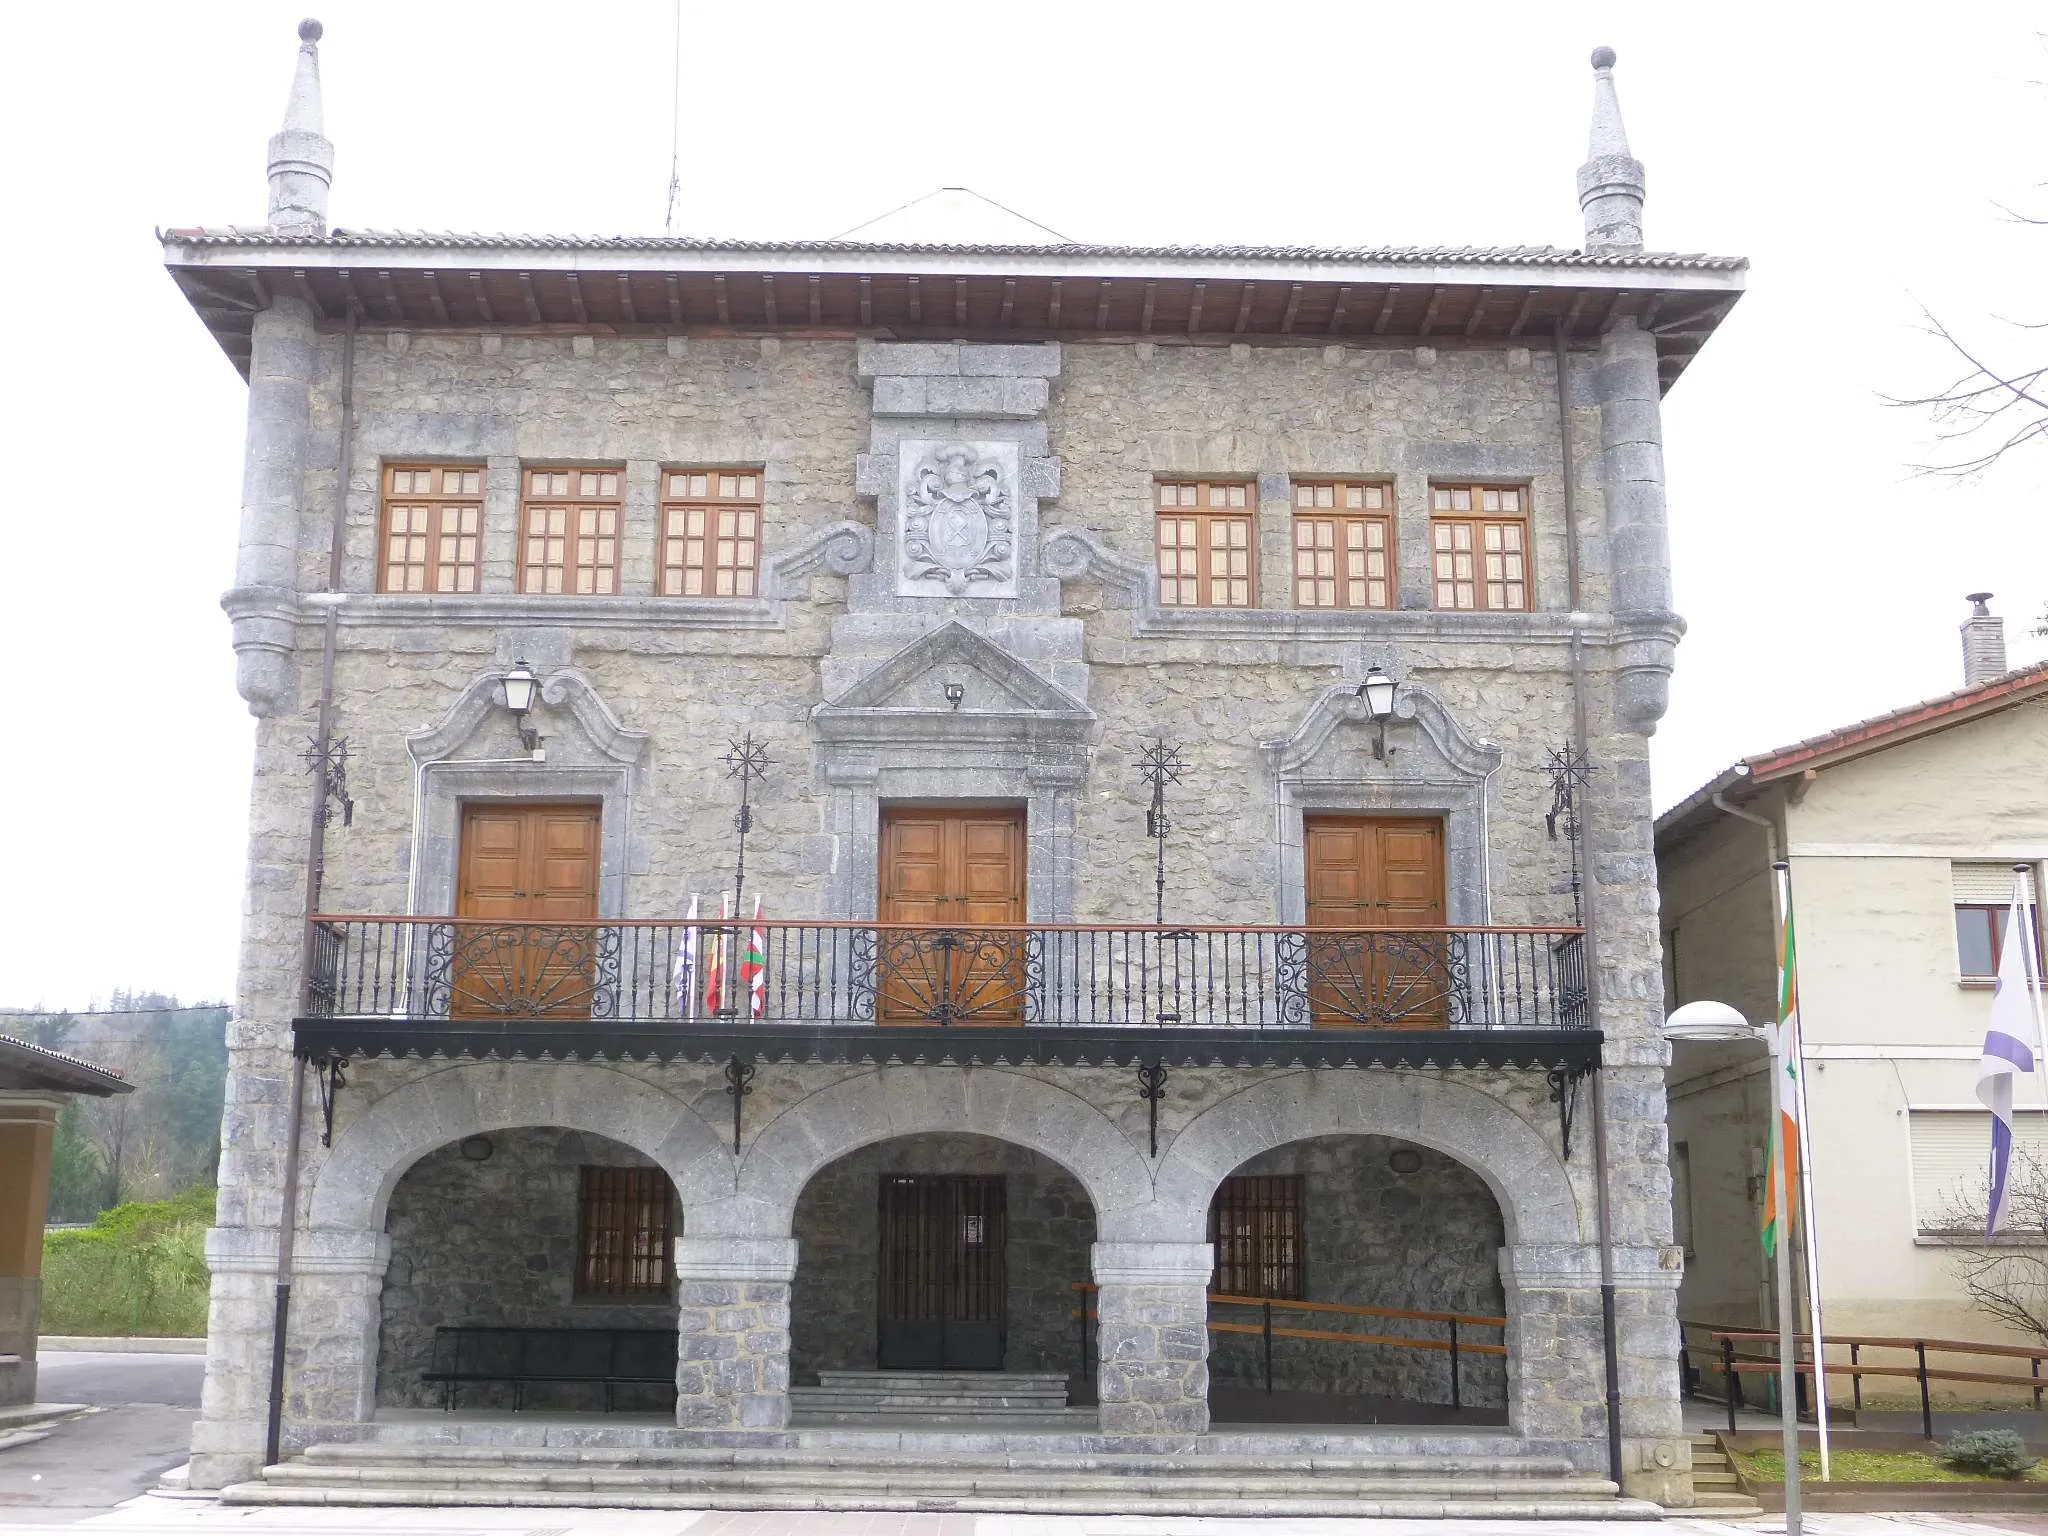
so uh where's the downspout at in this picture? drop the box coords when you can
[1556,319,1624,1487]
[267,310,355,1467]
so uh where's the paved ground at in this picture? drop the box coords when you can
[0,1353,202,1525]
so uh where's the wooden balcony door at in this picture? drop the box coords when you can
[876,1174,1007,1370]
[1303,815,1449,1026]
[453,802,602,1018]
[877,808,1026,1025]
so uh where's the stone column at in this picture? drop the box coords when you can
[223,296,318,718]
[1092,1240,1211,1438]
[1595,317,1681,734]
[285,1231,391,1447]
[673,1236,794,1432]
[0,1095,59,1409]
[190,1226,284,1487]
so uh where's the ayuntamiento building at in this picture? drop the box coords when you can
[164,20,1746,1513]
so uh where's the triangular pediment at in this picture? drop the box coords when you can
[814,622,1092,739]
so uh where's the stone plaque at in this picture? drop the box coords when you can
[896,440,1019,598]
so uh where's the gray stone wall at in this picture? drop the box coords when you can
[376,1127,677,1411]
[1205,1135,1507,1408]
[789,1132,1097,1385]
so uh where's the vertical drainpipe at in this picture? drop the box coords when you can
[1555,319,1625,1487]
[266,310,356,1467]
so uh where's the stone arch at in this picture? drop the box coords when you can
[1127,1070,1583,1247]
[308,1060,735,1233]
[703,1067,1152,1236]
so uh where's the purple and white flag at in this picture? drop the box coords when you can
[673,893,700,1020]
[1977,877,2038,1236]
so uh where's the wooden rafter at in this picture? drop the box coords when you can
[908,275,922,323]
[1328,285,1353,335]
[518,272,542,325]
[1280,283,1303,334]
[564,272,589,325]
[615,273,637,324]
[1416,286,1445,337]
[760,275,778,325]
[1462,287,1492,338]
[955,276,968,327]
[1094,278,1112,331]
[713,274,730,325]
[1232,284,1256,334]
[1141,281,1156,334]
[859,274,873,327]
[1000,278,1015,327]
[376,270,403,323]
[468,272,495,324]
[1506,287,1539,338]
[665,273,682,325]
[1371,285,1401,336]
[1187,281,1206,334]
[1047,278,1062,328]
[336,268,365,320]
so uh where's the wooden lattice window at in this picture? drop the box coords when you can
[1431,485,1528,611]
[380,464,483,593]
[1208,1174,1303,1299]
[1156,480,1255,608]
[1292,481,1393,609]
[575,1165,674,1296]
[660,469,763,597]
[521,468,622,594]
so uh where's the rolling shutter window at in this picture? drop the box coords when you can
[1909,1109,2048,1234]
[1953,863,2035,904]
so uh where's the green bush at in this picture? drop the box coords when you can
[40,1186,216,1337]
[1941,1429,2037,1479]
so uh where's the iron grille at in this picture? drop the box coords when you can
[575,1165,674,1297]
[1209,1174,1303,1299]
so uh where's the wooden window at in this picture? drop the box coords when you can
[379,464,483,593]
[1208,1174,1303,1299]
[1430,485,1528,611]
[575,1165,674,1296]
[1292,481,1393,609]
[1156,480,1255,608]
[521,468,622,594]
[1953,863,2042,980]
[660,469,763,597]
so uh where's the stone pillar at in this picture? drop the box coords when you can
[286,1231,391,1446]
[0,1095,59,1409]
[672,1237,794,1431]
[191,1226,284,1487]
[223,296,318,718]
[1595,317,1680,735]
[1092,1241,1211,1438]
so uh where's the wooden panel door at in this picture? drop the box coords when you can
[1303,816,1449,1027]
[453,803,601,1018]
[878,809,1026,1025]
[876,1174,1007,1370]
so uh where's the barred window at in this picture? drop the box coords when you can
[1431,484,1528,611]
[1292,481,1393,609]
[380,464,483,593]
[1157,480,1255,608]
[1208,1174,1303,1299]
[575,1166,675,1297]
[521,468,622,595]
[660,469,763,597]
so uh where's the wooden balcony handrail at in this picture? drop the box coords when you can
[310,913,1585,937]
[1682,1319,2048,1361]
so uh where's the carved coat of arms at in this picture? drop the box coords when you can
[900,443,1016,597]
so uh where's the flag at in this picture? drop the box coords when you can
[703,893,731,1015]
[741,894,767,1020]
[672,894,699,1019]
[1978,876,2039,1236]
[1762,902,1803,1259]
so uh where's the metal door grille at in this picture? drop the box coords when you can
[1209,1174,1303,1299]
[877,1175,1006,1368]
[576,1165,674,1296]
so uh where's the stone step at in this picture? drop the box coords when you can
[815,1371,1068,1392]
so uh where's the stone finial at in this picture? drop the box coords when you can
[267,18,333,235]
[1577,45,1645,253]
[1962,592,2009,688]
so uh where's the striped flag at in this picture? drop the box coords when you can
[742,895,767,1019]
[672,893,700,1018]
[1762,902,1803,1259]
[1978,875,2039,1236]
[703,893,731,1015]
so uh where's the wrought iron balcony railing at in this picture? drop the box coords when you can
[303,917,1588,1032]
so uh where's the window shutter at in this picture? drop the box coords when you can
[1910,1109,2048,1233]
[1954,862,2036,904]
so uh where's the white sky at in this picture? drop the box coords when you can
[3,1,2044,1009]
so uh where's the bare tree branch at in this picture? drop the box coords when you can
[1940,1152,2048,1341]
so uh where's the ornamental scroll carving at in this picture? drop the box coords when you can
[896,440,1020,598]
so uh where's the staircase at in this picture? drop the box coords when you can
[223,1439,1659,1516]
[1686,1432,1762,1514]
[790,1370,1078,1422]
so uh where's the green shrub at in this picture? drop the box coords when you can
[1941,1429,2037,1479]
[40,1186,216,1337]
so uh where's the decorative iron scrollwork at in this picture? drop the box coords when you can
[314,1052,348,1147]
[1547,1065,1585,1160]
[871,927,1033,1026]
[724,1054,755,1154]
[1294,928,1467,1026]
[1136,1059,1168,1158]
[423,923,621,1020]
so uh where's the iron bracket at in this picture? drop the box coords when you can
[314,1052,348,1147]
[1136,1058,1168,1158]
[1547,1064,1589,1161]
[724,1054,756,1155]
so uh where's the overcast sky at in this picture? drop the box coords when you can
[3,1,2044,1009]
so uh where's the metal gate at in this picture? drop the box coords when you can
[876,1174,1007,1370]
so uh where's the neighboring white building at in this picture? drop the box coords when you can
[1660,597,2048,1361]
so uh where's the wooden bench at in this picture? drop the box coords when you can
[421,1326,678,1411]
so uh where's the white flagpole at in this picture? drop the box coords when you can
[1778,862,1831,1481]
[2015,867,2048,1108]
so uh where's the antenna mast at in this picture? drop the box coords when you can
[663,0,683,234]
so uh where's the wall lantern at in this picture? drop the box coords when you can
[943,681,965,710]
[1355,666,1398,759]
[1661,999,1755,1043]
[500,660,542,753]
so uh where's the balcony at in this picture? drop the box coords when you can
[297,918,1595,1075]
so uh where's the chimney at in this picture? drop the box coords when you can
[1961,592,2008,688]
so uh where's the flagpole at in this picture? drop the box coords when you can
[1768,1014,1804,1536]
[1778,861,1831,1482]
[2015,866,2048,1106]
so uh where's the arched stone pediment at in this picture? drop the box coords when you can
[1260,681,1502,781]
[405,664,649,772]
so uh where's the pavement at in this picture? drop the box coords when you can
[0,1352,202,1525]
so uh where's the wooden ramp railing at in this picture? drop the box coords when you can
[1073,1282,1506,1413]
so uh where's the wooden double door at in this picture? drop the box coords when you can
[1302,815,1450,1026]
[876,1174,1007,1370]
[877,808,1026,1026]
[452,802,602,1018]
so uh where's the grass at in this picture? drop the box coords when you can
[39,1186,215,1337]
[1735,1448,2046,1484]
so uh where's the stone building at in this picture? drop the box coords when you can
[163,21,1744,1511]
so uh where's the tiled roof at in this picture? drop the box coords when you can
[0,1033,133,1095]
[159,227,1749,272]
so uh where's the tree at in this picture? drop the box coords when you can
[1939,1151,2048,1341]
[1892,306,2048,478]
